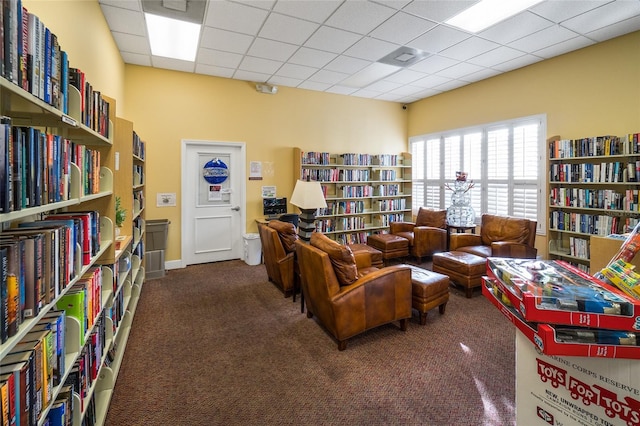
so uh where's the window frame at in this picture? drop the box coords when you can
[409,114,547,235]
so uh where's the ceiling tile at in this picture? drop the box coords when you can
[343,37,400,62]
[326,85,359,95]
[562,1,640,34]
[324,56,370,74]
[259,13,320,45]
[233,70,272,82]
[533,36,594,59]
[467,46,526,68]
[531,0,615,23]
[275,63,318,79]
[308,69,349,85]
[479,11,555,44]
[409,55,458,74]
[200,27,254,54]
[237,1,276,10]
[195,63,235,78]
[509,25,581,53]
[267,76,304,87]
[112,32,151,55]
[239,56,283,74]
[121,52,151,66]
[304,26,362,54]
[383,68,427,84]
[272,0,342,23]
[297,81,333,91]
[435,62,485,79]
[326,1,397,35]
[247,38,298,62]
[352,88,385,98]
[459,67,501,83]
[410,74,451,89]
[99,0,142,12]
[407,25,470,54]
[586,14,640,41]
[402,0,477,22]
[101,5,146,36]
[151,56,196,73]
[365,79,403,92]
[434,79,469,92]
[197,48,243,68]
[370,12,436,45]
[204,1,268,35]
[439,37,501,61]
[288,47,337,68]
[492,54,544,72]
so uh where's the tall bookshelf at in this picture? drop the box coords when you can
[547,133,640,272]
[88,115,146,424]
[293,148,412,244]
[0,65,115,426]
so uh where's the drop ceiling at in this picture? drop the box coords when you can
[98,0,640,103]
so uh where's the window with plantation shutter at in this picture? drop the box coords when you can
[410,115,546,234]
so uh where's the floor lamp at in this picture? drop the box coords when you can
[290,179,327,243]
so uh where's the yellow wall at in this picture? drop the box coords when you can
[19,2,640,263]
[407,31,640,258]
[123,67,409,261]
[23,0,126,114]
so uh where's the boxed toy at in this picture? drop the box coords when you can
[486,257,640,331]
[483,277,640,359]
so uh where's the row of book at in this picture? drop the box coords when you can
[549,133,640,159]
[132,131,145,160]
[378,198,406,212]
[550,161,640,183]
[0,263,120,426]
[549,187,640,211]
[0,119,103,214]
[335,231,370,245]
[375,184,400,196]
[1,309,65,426]
[548,211,638,236]
[1,211,101,343]
[373,213,405,227]
[1,1,110,137]
[320,200,366,216]
[133,164,144,186]
[568,236,590,259]
[300,151,330,165]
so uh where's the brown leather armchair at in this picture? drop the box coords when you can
[296,233,412,350]
[450,213,537,258]
[258,220,298,297]
[390,208,447,262]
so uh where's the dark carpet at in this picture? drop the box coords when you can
[105,259,515,426]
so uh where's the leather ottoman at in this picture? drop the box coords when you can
[432,251,486,298]
[403,264,449,325]
[348,243,384,268]
[367,234,409,262]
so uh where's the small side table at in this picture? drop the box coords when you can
[446,224,476,250]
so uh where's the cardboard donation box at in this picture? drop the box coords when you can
[516,332,640,426]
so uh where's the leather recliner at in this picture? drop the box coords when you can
[390,208,447,262]
[295,233,412,350]
[258,220,298,297]
[449,213,537,259]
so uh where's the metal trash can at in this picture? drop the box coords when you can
[146,219,170,279]
[243,233,262,266]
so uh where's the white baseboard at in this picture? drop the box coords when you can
[165,259,183,270]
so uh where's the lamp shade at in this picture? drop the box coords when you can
[290,180,327,210]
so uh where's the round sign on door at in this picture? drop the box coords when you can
[200,155,230,205]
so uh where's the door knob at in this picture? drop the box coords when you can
[231,206,240,211]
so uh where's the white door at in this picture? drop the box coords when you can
[181,140,245,266]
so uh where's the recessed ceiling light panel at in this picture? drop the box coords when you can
[446,0,544,33]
